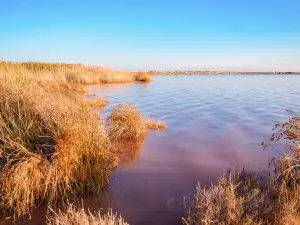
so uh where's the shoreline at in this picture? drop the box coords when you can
[149,71,300,75]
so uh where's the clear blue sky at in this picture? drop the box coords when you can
[1,0,300,71]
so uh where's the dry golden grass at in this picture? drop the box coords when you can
[274,183,300,225]
[86,99,110,108]
[47,204,129,225]
[135,72,151,82]
[75,87,87,94]
[0,70,117,217]
[106,104,144,140]
[184,171,300,224]
[145,119,167,130]
[0,61,136,84]
[0,61,165,222]
[106,104,168,140]
[268,116,300,185]
[183,170,266,225]
[0,61,164,220]
[269,116,300,224]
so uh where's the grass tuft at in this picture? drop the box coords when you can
[86,99,110,108]
[136,72,151,82]
[183,170,266,225]
[106,104,144,140]
[47,204,129,225]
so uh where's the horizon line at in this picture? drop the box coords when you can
[1,59,300,73]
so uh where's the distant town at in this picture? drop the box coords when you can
[148,70,300,75]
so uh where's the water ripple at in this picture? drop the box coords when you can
[85,75,300,225]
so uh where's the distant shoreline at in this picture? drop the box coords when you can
[149,71,300,75]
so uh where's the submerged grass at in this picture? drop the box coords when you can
[0,70,118,217]
[47,204,129,225]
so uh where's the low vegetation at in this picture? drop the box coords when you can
[0,61,135,84]
[106,104,145,140]
[0,62,162,220]
[0,68,118,218]
[136,72,151,82]
[183,113,300,225]
[86,99,110,108]
[0,61,151,84]
[106,104,168,140]
[47,204,129,225]
[183,170,266,225]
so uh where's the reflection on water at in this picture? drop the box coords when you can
[1,75,300,225]
[112,138,145,166]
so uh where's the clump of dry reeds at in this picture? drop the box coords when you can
[0,70,117,217]
[268,114,300,224]
[145,119,167,130]
[135,72,151,82]
[86,99,110,108]
[106,104,144,140]
[183,170,266,225]
[47,204,129,225]
[268,115,300,185]
[106,104,168,140]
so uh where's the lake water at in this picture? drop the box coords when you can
[1,75,300,225]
